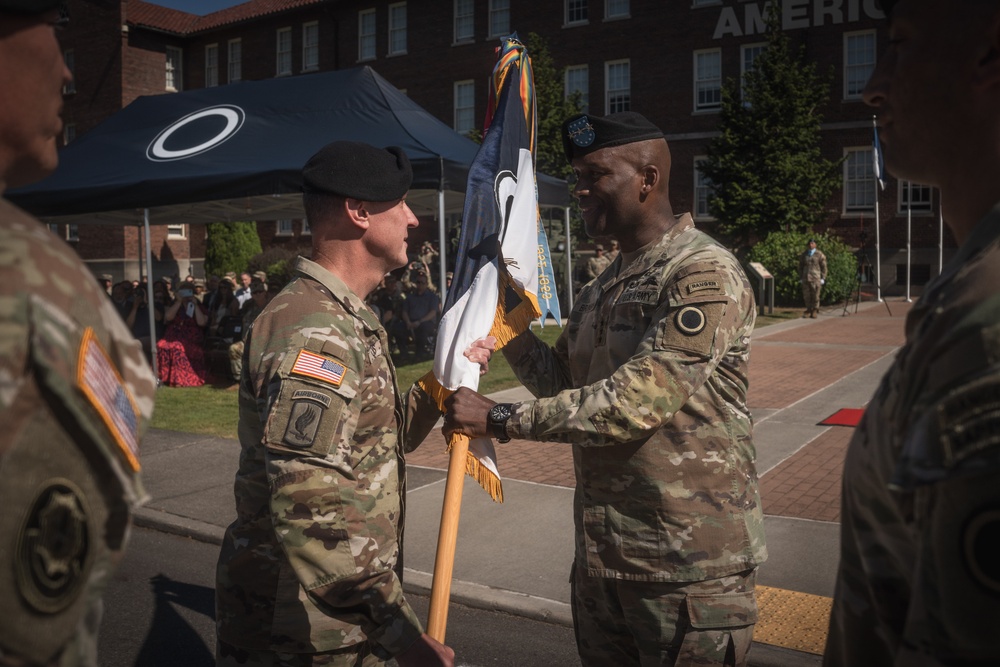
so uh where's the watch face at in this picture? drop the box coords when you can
[489,403,512,423]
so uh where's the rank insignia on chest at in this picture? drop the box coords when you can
[77,327,140,472]
[290,349,347,387]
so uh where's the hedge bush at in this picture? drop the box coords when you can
[746,230,858,306]
[247,246,298,290]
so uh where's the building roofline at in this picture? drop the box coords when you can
[126,0,331,37]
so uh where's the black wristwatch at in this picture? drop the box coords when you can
[486,403,513,443]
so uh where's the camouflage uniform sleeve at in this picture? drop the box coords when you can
[262,340,422,656]
[891,325,1000,662]
[401,381,442,453]
[501,328,575,399]
[506,261,752,446]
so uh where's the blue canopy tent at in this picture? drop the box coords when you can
[9,65,572,375]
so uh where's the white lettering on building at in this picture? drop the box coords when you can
[713,0,884,39]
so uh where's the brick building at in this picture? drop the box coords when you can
[55,0,947,293]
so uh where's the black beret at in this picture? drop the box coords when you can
[0,0,63,14]
[563,112,665,161]
[302,141,412,202]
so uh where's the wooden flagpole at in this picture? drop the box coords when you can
[426,434,470,641]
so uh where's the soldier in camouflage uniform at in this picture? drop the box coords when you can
[798,239,827,318]
[0,3,157,665]
[215,142,454,667]
[445,112,766,666]
[825,1,1000,664]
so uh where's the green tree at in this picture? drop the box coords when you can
[204,221,262,278]
[524,32,583,245]
[700,7,841,251]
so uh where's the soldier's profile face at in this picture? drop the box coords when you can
[0,10,73,189]
[863,0,991,186]
[571,146,644,242]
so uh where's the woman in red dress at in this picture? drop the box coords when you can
[157,283,209,387]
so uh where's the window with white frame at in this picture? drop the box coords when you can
[454,0,474,42]
[388,4,407,55]
[63,123,76,145]
[303,22,319,70]
[276,27,292,75]
[844,148,876,213]
[205,44,219,87]
[740,42,765,98]
[301,218,311,236]
[359,9,376,60]
[489,0,510,37]
[276,220,294,236]
[228,39,242,83]
[566,0,587,25]
[63,49,76,94]
[694,157,713,220]
[606,0,629,19]
[844,31,876,99]
[47,223,59,235]
[67,224,79,242]
[605,60,630,114]
[565,65,589,112]
[166,46,182,91]
[167,224,186,239]
[454,80,475,135]
[694,49,722,111]
[899,181,933,213]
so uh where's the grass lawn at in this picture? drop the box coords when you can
[151,310,800,439]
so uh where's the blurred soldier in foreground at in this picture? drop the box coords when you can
[445,112,766,666]
[0,2,157,665]
[825,1,1000,665]
[215,141,454,666]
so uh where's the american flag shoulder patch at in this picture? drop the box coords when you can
[291,349,347,387]
[76,327,141,472]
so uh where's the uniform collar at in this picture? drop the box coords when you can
[608,213,695,285]
[293,256,380,330]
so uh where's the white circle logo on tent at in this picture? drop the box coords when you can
[146,105,245,162]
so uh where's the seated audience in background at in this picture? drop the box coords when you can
[157,282,208,387]
[123,281,164,364]
[228,279,269,381]
[208,275,241,338]
[234,271,253,307]
[394,270,440,360]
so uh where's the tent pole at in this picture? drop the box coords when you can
[145,209,158,379]
[438,162,447,298]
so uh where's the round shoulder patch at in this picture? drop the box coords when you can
[964,508,1000,595]
[676,306,707,336]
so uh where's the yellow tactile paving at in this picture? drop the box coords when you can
[754,585,832,655]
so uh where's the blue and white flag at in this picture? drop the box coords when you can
[418,36,551,501]
[873,119,886,191]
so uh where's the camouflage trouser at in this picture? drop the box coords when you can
[216,640,385,667]
[801,280,822,312]
[570,565,758,667]
[228,341,244,382]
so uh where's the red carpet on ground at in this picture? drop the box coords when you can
[820,408,865,427]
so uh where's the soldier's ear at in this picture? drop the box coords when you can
[344,198,370,230]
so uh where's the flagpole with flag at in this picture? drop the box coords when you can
[872,115,885,302]
[416,34,555,642]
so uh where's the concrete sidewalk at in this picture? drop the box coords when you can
[134,298,911,666]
